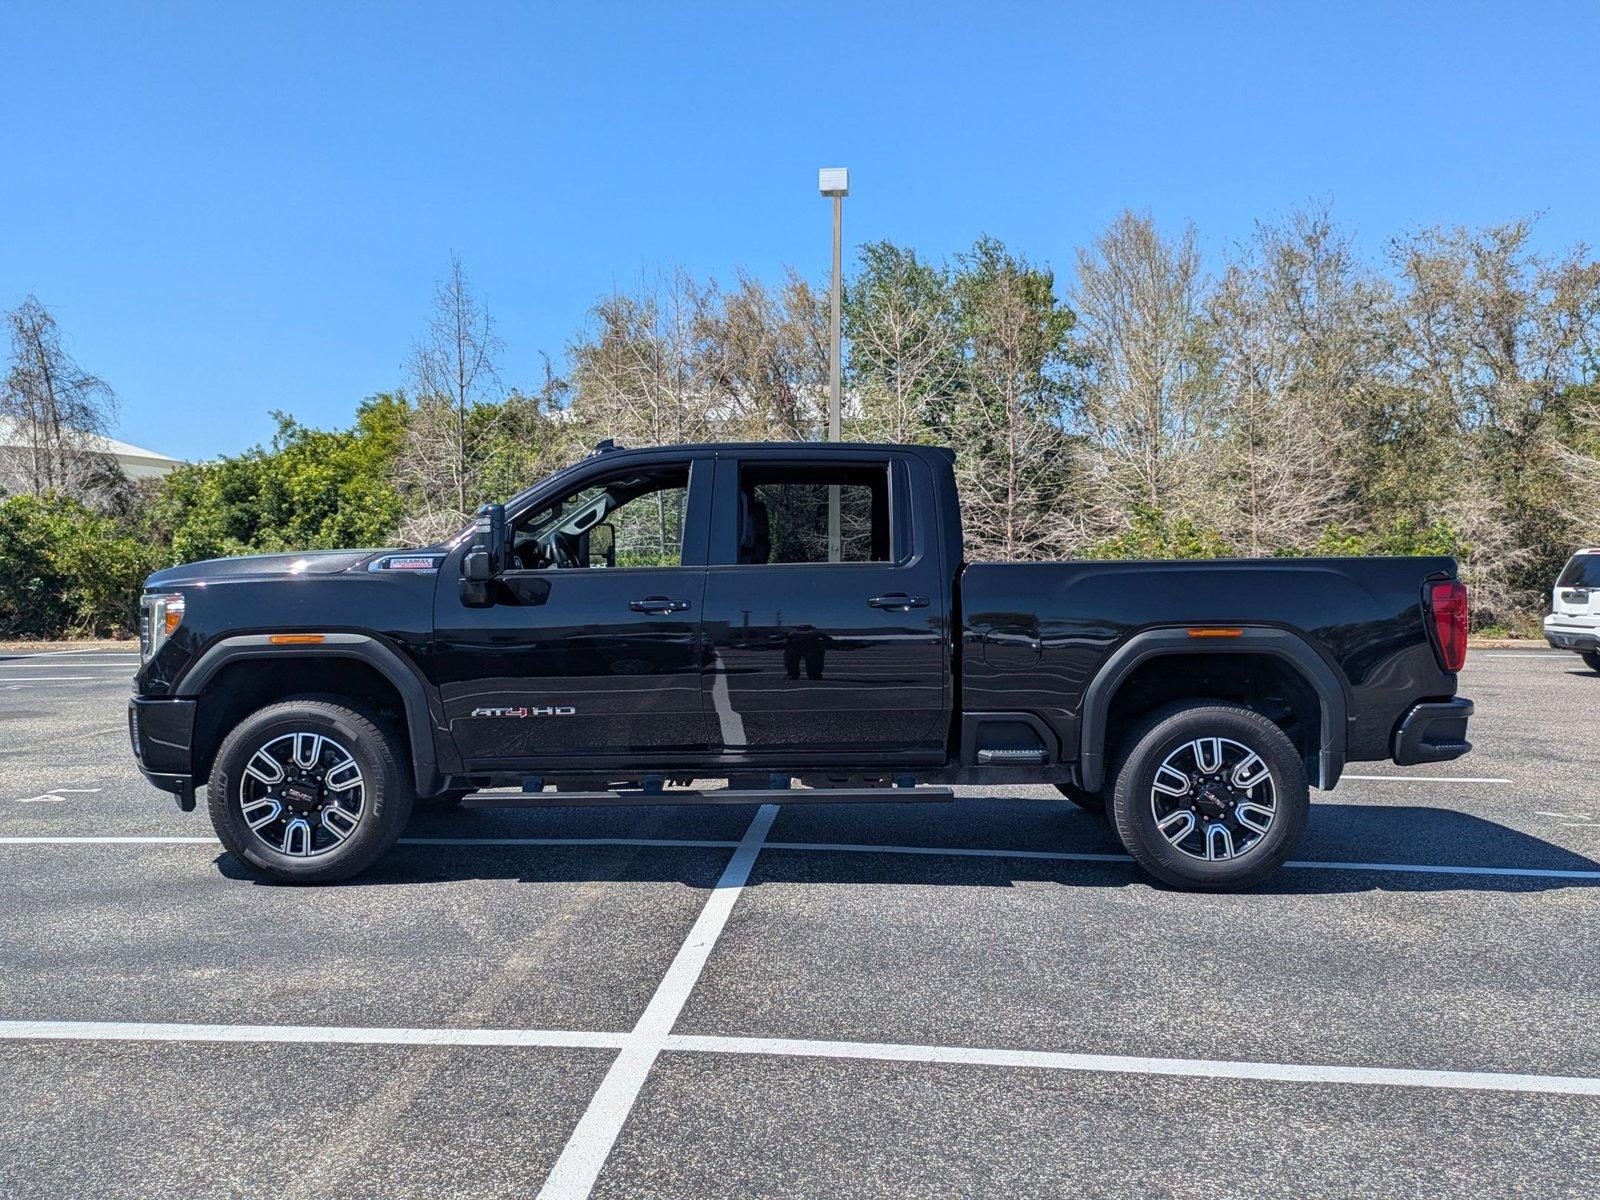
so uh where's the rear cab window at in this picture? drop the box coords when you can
[736,463,892,565]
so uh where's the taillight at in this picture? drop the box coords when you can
[1428,579,1468,672]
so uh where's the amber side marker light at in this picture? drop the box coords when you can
[269,634,326,645]
[1186,627,1244,638]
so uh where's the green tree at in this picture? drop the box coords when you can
[150,396,406,562]
[844,242,962,445]
[948,237,1082,560]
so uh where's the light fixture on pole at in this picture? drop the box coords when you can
[819,166,848,561]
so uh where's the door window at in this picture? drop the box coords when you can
[510,464,689,570]
[738,464,891,564]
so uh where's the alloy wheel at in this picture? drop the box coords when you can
[237,731,366,857]
[1148,736,1277,861]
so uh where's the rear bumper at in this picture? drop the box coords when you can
[129,697,197,810]
[1543,615,1600,651]
[1392,697,1473,765]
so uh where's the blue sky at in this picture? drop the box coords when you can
[4,2,1598,461]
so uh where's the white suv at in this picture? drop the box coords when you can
[1544,549,1600,670]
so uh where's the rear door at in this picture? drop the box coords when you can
[699,449,950,762]
[432,454,714,765]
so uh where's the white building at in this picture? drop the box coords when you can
[0,416,183,489]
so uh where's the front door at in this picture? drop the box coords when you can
[699,452,950,761]
[432,456,713,765]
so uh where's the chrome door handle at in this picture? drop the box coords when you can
[630,596,690,614]
[868,593,929,611]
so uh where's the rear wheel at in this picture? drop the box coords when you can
[1108,703,1307,891]
[209,699,414,884]
[1582,651,1600,673]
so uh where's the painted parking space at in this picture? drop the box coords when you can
[0,1040,613,1200]
[591,1051,1600,1200]
[1,651,1598,1198]
[0,841,733,1033]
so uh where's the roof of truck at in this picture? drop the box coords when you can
[587,439,954,458]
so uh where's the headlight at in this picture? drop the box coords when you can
[140,592,185,662]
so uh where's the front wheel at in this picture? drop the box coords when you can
[1108,704,1308,891]
[209,699,415,884]
[1582,651,1600,674]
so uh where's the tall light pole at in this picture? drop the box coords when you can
[819,167,848,561]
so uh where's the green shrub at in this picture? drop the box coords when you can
[0,494,161,638]
[1087,506,1235,560]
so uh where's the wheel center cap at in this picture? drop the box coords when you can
[282,783,318,807]
[1195,782,1230,817]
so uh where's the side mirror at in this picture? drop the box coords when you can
[460,503,507,607]
[586,522,616,569]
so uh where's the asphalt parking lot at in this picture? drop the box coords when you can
[1,646,1598,1198]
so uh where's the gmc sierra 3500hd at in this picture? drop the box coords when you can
[129,440,1475,891]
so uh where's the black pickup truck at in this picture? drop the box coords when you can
[129,440,1474,890]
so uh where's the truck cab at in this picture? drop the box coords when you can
[432,442,956,772]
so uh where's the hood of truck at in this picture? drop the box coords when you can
[144,549,385,588]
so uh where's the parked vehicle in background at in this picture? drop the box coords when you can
[1543,549,1600,671]
[129,441,1475,893]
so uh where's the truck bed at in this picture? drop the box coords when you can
[959,556,1461,769]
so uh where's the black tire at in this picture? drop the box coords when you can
[209,698,415,884]
[1055,782,1104,813]
[1108,703,1307,891]
[1582,651,1600,674]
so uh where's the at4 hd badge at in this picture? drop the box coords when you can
[471,705,576,718]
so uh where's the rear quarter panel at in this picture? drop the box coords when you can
[960,556,1459,764]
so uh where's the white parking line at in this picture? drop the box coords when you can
[0,1019,628,1050]
[0,835,746,848]
[662,1034,1600,1097]
[0,832,1595,881]
[0,677,101,684]
[0,836,219,844]
[0,663,135,670]
[2,1019,1592,1099]
[1477,652,1565,658]
[1341,774,1512,784]
[401,836,742,849]
[536,803,778,1200]
[0,648,136,659]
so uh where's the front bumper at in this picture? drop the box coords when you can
[1543,614,1600,652]
[129,697,198,810]
[1392,697,1474,765]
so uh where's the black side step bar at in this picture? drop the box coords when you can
[462,786,955,809]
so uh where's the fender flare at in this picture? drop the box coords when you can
[1077,626,1348,793]
[174,633,442,795]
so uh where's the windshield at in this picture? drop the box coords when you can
[1556,554,1600,588]
[439,454,599,550]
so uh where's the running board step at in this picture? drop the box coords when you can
[461,786,955,809]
